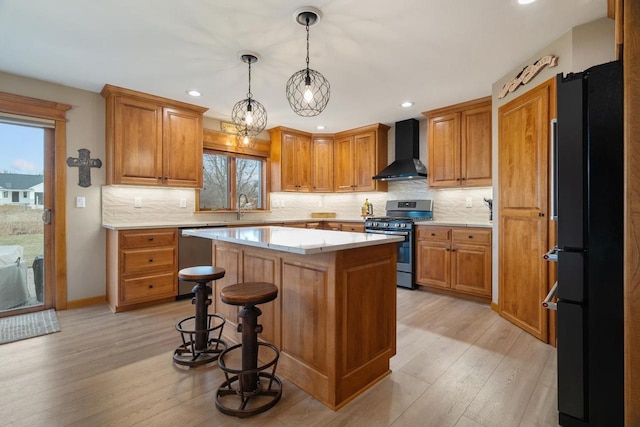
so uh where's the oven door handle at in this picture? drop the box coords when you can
[365,229,410,236]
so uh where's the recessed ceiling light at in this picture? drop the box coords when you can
[187,90,202,97]
[401,101,414,108]
[518,0,536,4]
[316,125,326,130]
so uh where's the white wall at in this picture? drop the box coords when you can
[490,17,615,303]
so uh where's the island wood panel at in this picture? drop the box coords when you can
[338,247,396,403]
[211,244,242,326]
[279,256,333,405]
[241,248,281,346]
[208,239,397,410]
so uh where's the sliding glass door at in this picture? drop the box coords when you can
[0,120,47,315]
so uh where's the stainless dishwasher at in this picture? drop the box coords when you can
[177,226,226,299]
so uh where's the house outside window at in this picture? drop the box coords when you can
[199,150,265,211]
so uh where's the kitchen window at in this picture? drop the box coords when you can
[198,149,266,211]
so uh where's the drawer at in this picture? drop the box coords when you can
[120,229,177,249]
[121,271,177,305]
[323,222,342,231]
[452,228,492,245]
[417,226,451,241]
[121,247,176,275]
[342,223,364,232]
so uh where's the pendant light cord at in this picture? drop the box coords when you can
[305,17,311,78]
[247,59,253,100]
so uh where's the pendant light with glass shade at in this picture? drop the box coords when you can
[286,7,330,117]
[231,53,267,147]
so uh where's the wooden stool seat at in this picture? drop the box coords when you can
[178,266,225,282]
[220,282,278,306]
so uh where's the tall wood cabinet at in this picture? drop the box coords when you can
[423,97,492,188]
[101,84,207,188]
[416,225,492,300]
[311,135,334,192]
[334,124,389,192]
[498,78,555,342]
[269,127,312,192]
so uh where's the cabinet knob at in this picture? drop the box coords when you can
[157,177,162,180]
[431,233,436,236]
[446,248,450,252]
[148,259,154,263]
[468,235,473,239]
[148,237,154,241]
[148,284,154,289]
[539,212,545,217]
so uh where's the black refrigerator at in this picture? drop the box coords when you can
[552,60,624,426]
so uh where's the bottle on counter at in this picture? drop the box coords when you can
[362,199,369,216]
[367,200,373,216]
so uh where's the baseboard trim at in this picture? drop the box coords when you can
[491,301,499,313]
[66,295,106,309]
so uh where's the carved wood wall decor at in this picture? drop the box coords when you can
[498,55,559,99]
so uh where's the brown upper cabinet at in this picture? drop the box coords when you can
[311,135,334,192]
[334,124,389,192]
[270,123,388,193]
[102,84,207,188]
[269,127,312,192]
[423,97,492,188]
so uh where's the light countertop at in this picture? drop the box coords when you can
[102,218,365,231]
[416,220,493,228]
[181,226,404,255]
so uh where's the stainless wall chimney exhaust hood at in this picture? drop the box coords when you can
[373,118,427,181]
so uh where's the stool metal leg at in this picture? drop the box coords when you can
[193,281,211,351]
[238,305,261,392]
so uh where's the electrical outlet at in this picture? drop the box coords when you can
[76,196,85,208]
[134,197,142,208]
[465,197,473,208]
[179,198,187,208]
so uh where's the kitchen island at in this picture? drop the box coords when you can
[182,226,402,410]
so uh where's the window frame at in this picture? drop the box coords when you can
[197,148,268,212]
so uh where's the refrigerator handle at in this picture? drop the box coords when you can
[542,281,558,310]
[550,118,558,220]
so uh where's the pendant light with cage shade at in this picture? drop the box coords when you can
[231,53,267,146]
[286,7,330,117]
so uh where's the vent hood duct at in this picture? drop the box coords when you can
[373,118,427,181]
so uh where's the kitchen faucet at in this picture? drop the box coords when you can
[237,193,248,220]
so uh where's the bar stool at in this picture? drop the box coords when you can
[215,282,282,418]
[173,266,227,367]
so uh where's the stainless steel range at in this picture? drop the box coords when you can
[364,199,433,289]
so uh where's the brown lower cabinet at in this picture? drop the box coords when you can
[106,228,178,312]
[415,225,492,300]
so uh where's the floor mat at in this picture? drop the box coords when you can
[0,309,60,344]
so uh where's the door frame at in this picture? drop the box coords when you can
[0,92,71,313]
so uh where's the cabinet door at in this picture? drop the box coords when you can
[416,240,451,288]
[163,107,203,187]
[428,112,460,187]
[280,133,299,192]
[333,135,353,192]
[461,104,492,187]
[498,79,552,342]
[296,135,312,192]
[451,243,491,297]
[311,137,334,192]
[113,96,163,186]
[352,131,377,191]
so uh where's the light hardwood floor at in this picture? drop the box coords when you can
[0,288,559,426]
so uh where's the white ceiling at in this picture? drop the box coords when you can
[0,0,606,133]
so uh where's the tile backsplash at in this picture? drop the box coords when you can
[102,182,493,226]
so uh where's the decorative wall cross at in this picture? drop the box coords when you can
[66,148,102,187]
